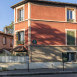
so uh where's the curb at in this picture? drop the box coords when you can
[0,71,77,76]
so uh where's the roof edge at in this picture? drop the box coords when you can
[0,31,13,37]
[11,0,28,9]
[11,0,77,9]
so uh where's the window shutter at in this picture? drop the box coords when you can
[67,30,75,45]
[67,31,71,45]
[70,31,75,45]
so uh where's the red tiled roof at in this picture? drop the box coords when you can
[0,31,13,37]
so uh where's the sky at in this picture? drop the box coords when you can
[0,0,77,31]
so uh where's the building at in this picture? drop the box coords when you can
[11,0,77,69]
[0,31,13,51]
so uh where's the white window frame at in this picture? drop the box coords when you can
[65,7,76,22]
[16,5,25,23]
[68,52,76,62]
[15,29,25,46]
[65,29,76,46]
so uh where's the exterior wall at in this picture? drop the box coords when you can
[15,21,28,31]
[14,21,28,46]
[14,3,77,46]
[30,46,77,62]
[76,9,77,22]
[31,21,77,45]
[14,3,28,47]
[31,3,77,46]
[13,2,77,69]
[25,4,28,19]
[0,34,13,50]
[30,2,77,63]
[1,62,77,70]
[31,3,65,21]
[15,3,28,23]
[12,1,77,69]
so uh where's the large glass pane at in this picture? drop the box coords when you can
[21,9,24,20]
[70,10,73,19]
[18,32,20,41]
[67,31,71,45]
[67,10,69,21]
[70,31,75,45]
[20,31,24,41]
[62,52,68,62]
[19,10,21,21]
[71,53,75,61]
[67,53,69,61]
[67,31,75,45]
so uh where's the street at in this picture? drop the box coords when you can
[2,73,77,77]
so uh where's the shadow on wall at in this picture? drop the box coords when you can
[29,22,77,62]
[31,22,65,45]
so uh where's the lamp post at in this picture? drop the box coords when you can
[26,52,29,72]
[62,53,67,71]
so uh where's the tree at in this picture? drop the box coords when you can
[4,21,14,34]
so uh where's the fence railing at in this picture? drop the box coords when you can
[0,56,26,63]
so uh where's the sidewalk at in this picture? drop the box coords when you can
[0,68,77,76]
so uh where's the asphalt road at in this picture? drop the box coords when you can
[2,74,77,77]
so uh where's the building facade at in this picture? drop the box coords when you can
[11,0,77,68]
[0,31,13,51]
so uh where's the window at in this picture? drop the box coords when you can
[67,52,76,62]
[10,38,13,47]
[62,52,76,62]
[3,37,6,45]
[17,8,24,22]
[16,31,24,45]
[67,8,75,22]
[66,30,75,45]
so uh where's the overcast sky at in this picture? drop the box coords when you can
[0,0,77,31]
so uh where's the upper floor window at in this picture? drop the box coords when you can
[16,5,24,22]
[17,8,24,22]
[67,8,75,22]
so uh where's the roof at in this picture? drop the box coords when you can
[11,0,77,8]
[0,31,13,37]
[13,46,28,52]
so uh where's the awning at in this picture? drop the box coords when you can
[13,46,28,52]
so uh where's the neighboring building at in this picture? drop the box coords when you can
[11,0,77,68]
[0,31,13,51]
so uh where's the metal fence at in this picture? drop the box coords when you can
[0,56,26,63]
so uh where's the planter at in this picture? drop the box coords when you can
[18,44,23,45]
[16,40,24,45]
